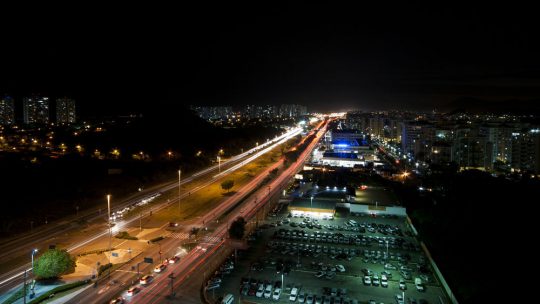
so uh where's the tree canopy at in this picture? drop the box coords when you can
[228,217,246,240]
[221,180,234,192]
[34,249,76,279]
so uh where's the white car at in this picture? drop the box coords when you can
[363,275,371,285]
[335,264,345,272]
[154,264,167,273]
[372,275,380,286]
[272,287,282,300]
[264,285,273,298]
[289,287,299,301]
[399,279,406,290]
[256,284,265,297]
[381,274,388,288]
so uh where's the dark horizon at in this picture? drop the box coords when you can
[1,4,539,115]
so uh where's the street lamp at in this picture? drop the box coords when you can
[31,249,38,273]
[310,196,314,217]
[107,194,112,265]
[31,248,38,295]
[217,156,221,173]
[178,169,182,216]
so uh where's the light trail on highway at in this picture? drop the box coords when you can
[129,120,328,304]
[0,126,303,295]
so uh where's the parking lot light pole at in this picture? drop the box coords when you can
[310,196,314,217]
[281,273,284,291]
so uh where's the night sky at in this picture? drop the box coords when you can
[1,4,539,115]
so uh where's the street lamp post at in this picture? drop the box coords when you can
[178,169,182,216]
[30,248,38,295]
[217,156,221,173]
[31,249,38,273]
[107,194,112,267]
[310,196,314,217]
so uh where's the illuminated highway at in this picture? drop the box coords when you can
[0,126,303,297]
[98,120,328,304]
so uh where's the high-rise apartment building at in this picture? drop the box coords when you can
[23,96,49,124]
[511,128,540,173]
[56,98,76,124]
[0,95,15,125]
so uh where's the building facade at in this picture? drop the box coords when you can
[23,96,49,124]
[56,98,76,124]
[0,95,15,125]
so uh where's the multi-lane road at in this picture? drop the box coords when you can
[0,126,305,299]
[76,120,329,304]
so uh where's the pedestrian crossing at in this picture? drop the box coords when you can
[166,231,221,244]
[168,232,190,240]
[200,236,222,244]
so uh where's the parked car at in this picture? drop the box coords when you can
[399,279,406,290]
[335,265,346,272]
[290,287,299,301]
[256,284,265,297]
[273,287,282,300]
[415,278,425,292]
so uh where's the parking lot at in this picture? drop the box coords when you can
[205,203,449,304]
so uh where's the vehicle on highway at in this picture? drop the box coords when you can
[140,275,154,285]
[126,286,140,296]
[154,263,167,273]
[168,256,180,264]
[169,222,179,227]
[109,296,125,303]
